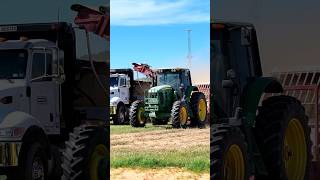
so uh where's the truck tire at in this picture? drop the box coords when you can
[129,100,146,127]
[211,124,249,180]
[114,103,127,125]
[15,142,48,180]
[61,125,108,180]
[190,92,207,128]
[255,95,311,180]
[48,145,62,180]
[171,101,188,128]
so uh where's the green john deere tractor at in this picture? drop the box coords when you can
[211,22,312,180]
[129,68,207,128]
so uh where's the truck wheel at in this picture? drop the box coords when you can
[171,101,188,128]
[48,145,62,180]
[22,142,48,180]
[255,95,311,180]
[61,125,108,180]
[190,92,207,128]
[211,124,249,180]
[129,100,146,127]
[114,103,127,125]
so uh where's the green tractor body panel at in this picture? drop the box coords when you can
[243,77,283,127]
[144,85,175,119]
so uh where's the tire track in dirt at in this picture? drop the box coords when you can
[111,128,210,151]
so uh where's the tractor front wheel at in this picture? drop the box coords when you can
[255,95,311,180]
[171,101,189,128]
[129,100,146,127]
[211,124,249,180]
[190,92,207,128]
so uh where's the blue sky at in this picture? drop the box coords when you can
[0,0,107,58]
[110,0,210,83]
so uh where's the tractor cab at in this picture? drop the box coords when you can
[155,68,191,96]
[211,22,262,118]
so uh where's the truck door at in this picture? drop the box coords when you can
[30,49,60,134]
[119,77,129,104]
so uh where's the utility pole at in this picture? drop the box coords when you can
[184,29,192,68]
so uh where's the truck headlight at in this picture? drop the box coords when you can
[0,128,25,138]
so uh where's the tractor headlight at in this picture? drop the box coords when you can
[0,128,25,138]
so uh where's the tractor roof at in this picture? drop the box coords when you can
[155,68,190,72]
[211,21,254,29]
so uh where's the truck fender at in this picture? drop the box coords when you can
[110,96,122,106]
[243,77,283,126]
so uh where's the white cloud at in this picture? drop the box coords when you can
[111,0,209,26]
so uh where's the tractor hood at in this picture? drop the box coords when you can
[148,85,172,93]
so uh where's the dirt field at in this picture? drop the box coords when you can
[111,128,209,151]
[111,168,210,180]
[111,126,210,180]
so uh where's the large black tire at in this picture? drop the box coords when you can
[61,125,109,180]
[8,142,48,180]
[113,103,127,125]
[211,124,249,180]
[48,145,62,180]
[129,100,146,127]
[171,101,189,128]
[190,92,207,128]
[255,95,312,180]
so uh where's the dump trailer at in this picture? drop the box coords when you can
[110,68,151,124]
[211,22,311,180]
[0,4,109,180]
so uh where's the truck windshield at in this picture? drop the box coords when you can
[157,73,180,90]
[0,50,28,79]
[110,76,119,87]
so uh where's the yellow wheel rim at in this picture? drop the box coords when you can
[179,106,188,125]
[224,144,245,180]
[198,99,207,121]
[284,118,307,180]
[137,107,145,124]
[89,144,108,180]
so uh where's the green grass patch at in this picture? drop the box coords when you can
[111,123,172,135]
[111,147,210,173]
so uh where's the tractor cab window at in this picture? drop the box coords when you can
[31,50,53,81]
[157,72,180,91]
[0,50,27,79]
[110,76,119,87]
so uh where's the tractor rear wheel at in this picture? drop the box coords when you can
[171,101,189,128]
[190,92,207,127]
[129,100,146,127]
[61,125,108,180]
[211,124,249,180]
[255,95,311,180]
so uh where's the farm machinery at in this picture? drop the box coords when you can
[211,22,312,179]
[129,63,207,128]
[0,4,109,180]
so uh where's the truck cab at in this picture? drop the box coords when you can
[110,73,130,108]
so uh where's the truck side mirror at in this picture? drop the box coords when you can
[241,27,252,46]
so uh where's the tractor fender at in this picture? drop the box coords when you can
[185,86,199,103]
[243,77,283,126]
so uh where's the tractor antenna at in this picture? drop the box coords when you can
[184,29,192,69]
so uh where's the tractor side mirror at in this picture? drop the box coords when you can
[222,79,234,88]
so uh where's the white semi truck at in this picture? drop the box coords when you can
[110,69,151,124]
